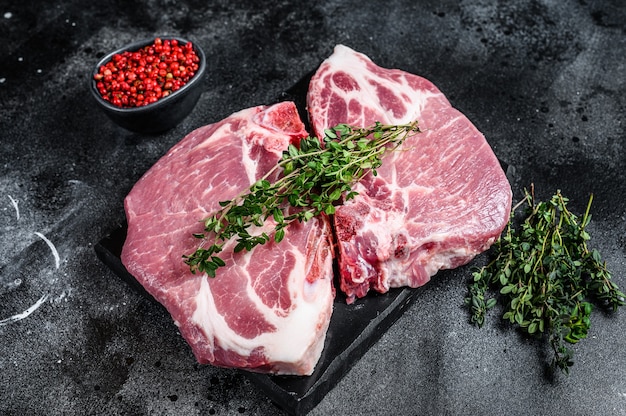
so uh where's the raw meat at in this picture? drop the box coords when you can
[121,102,335,375]
[307,45,512,303]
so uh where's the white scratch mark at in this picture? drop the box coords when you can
[0,294,49,326]
[34,232,60,269]
[7,194,19,220]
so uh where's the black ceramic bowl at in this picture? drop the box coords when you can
[90,36,206,134]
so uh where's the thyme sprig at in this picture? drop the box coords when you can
[465,185,625,374]
[184,121,421,277]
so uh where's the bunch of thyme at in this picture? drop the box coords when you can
[466,185,625,374]
[184,121,420,277]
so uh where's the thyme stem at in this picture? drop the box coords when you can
[465,186,625,374]
[183,121,421,277]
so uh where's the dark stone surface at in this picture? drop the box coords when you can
[1,1,625,415]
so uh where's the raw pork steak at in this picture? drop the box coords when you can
[307,45,512,303]
[121,102,335,375]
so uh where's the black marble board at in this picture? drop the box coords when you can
[94,70,426,415]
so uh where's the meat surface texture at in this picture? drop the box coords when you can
[121,102,335,375]
[307,45,512,304]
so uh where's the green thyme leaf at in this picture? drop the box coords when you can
[183,120,421,277]
[465,185,625,375]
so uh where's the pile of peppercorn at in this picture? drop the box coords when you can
[94,38,200,108]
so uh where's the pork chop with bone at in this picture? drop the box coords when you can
[307,45,512,303]
[121,102,335,375]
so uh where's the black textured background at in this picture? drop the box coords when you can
[1,1,625,415]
